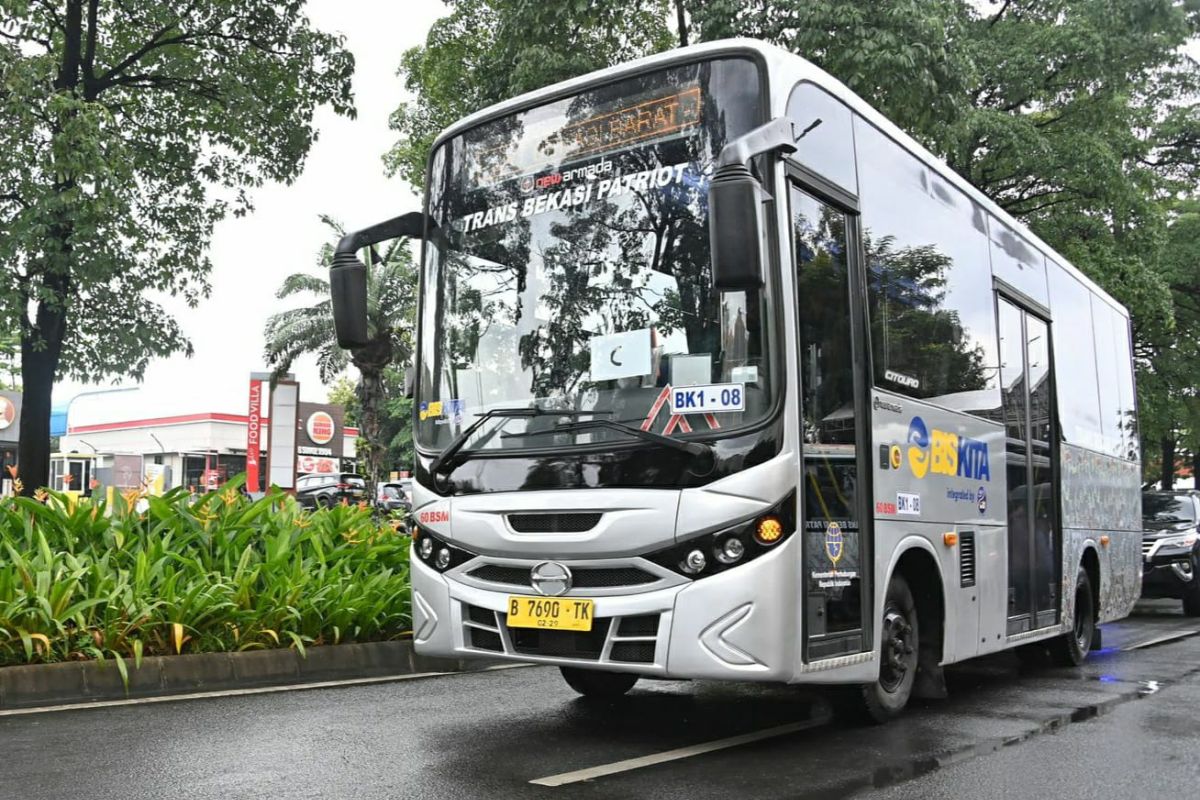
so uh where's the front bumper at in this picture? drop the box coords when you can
[410,534,800,682]
[1141,553,1199,599]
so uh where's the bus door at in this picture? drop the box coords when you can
[998,296,1060,634]
[790,181,871,661]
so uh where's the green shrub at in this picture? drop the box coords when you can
[0,483,411,670]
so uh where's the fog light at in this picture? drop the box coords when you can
[435,548,451,569]
[754,516,784,546]
[716,537,745,564]
[680,549,707,575]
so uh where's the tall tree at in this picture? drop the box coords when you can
[0,2,354,492]
[264,218,417,495]
[1137,199,1200,486]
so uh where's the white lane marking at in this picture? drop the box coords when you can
[529,718,826,787]
[0,663,533,718]
[1122,629,1200,651]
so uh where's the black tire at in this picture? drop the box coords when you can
[1049,566,1095,667]
[840,573,919,725]
[316,494,334,509]
[1182,582,1200,617]
[560,667,638,699]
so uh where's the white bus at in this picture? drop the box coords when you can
[331,39,1142,721]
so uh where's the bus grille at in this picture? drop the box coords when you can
[466,564,659,590]
[510,622,611,660]
[461,603,659,665]
[508,513,602,533]
[1142,538,1155,559]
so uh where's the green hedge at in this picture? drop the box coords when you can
[0,485,411,675]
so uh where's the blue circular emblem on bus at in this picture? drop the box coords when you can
[977,486,988,515]
[825,521,844,566]
[906,416,929,447]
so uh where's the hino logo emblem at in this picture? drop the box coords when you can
[530,561,573,597]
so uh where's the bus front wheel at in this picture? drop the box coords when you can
[841,573,919,724]
[560,667,638,699]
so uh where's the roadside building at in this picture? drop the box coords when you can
[58,393,357,492]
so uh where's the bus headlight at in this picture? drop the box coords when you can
[648,492,796,579]
[681,549,707,574]
[413,528,473,572]
[716,537,745,564]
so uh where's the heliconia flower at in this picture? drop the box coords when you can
[34,488,48,502]
[62,473,74,486]
[5,464,17,478]
[90,478,100,490]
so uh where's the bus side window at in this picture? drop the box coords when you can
[854,116,1000,417]
[792,187,855,445]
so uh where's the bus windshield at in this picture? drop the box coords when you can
[416,58,770,453]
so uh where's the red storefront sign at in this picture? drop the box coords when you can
[246,378,263,492]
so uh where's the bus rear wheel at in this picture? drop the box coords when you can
[840,573,919,724]
[1049,566,1095,667]
[560,667,638,699]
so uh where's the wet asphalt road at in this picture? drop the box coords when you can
[2,601,1199,800]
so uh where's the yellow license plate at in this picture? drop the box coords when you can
[506,595,595,632]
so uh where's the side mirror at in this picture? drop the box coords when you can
[708,166,769,291]
[707,118,799,293]
[331,253,369,348]
[330,212,433,350]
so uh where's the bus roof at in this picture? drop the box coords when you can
[431,38,1125,318]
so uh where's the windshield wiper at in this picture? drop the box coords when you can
[513,418,715,474]
[429,408,611,475]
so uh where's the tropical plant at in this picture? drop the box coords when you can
[0,1,354,494]
[264,217,418,495]
[0,479,411,676]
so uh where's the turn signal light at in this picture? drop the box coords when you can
[1100,535,1110,548]
[754,516,784,546]
[943,532,958,547]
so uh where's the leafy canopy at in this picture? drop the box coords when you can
[0,0,355,382]
[385,0,675,187]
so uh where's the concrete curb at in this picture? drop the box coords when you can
[0,641,496,710]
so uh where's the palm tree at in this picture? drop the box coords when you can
[264,216,417,494]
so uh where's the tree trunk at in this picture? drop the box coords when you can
[675,0,689,47]
[358,367,386,503]
[18,307,67,495]
[1161,436,1176,490]
[18,0,82,495]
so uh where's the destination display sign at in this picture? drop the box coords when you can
[559,86,702,160]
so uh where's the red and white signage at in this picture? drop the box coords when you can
[0,396,14,431]
[306,411,335,445]
[246,378,263,492]
[297,455,339,475]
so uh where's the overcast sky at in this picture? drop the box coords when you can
[56,0,448,421]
